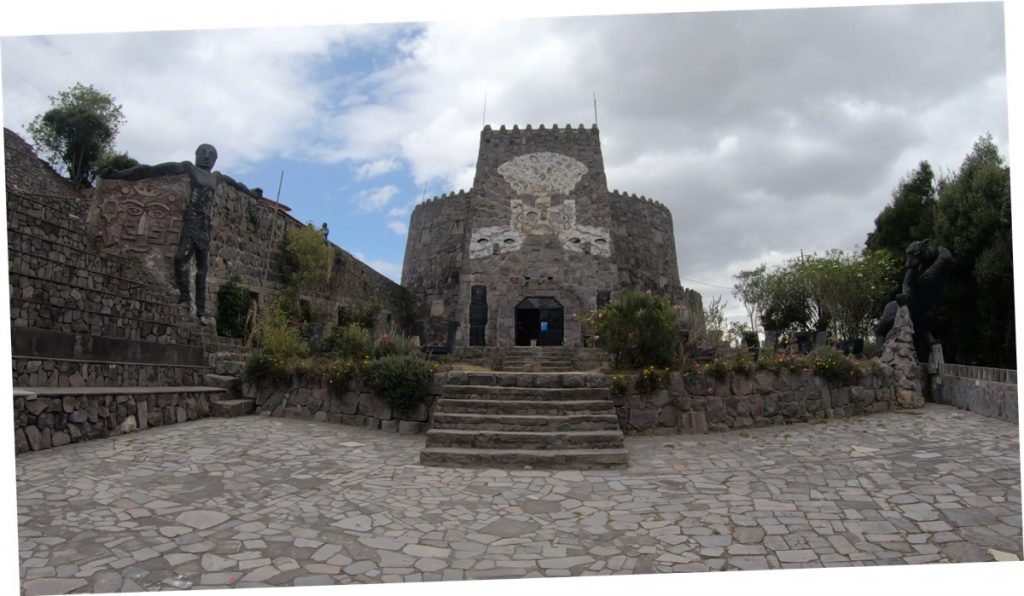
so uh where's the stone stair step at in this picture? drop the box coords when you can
[432,412,620,432]
[202,374,242,398]
[434,398,616,416]
[441,385,609,401]
[443,371,608,388]
[210,399,256,417]
[419,447,628,469]
[425,429,624,450]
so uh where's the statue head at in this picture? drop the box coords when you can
[195,144,218,171]
[905,239,936,271]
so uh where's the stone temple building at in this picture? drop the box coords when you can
[402,124,702,364]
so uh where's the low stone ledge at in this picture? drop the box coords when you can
[245,377,440,434]
[13,388,224,454]
[614,369,900,435]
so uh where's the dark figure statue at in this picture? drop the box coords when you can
[100,144,256,317]
[875,239,953,361]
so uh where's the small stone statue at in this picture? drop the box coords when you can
[320,222,330,244]
[99,144,256,318]
[875,239,952,361]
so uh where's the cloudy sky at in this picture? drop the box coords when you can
[0,1,1012,326]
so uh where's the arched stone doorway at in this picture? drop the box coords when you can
[514,297,563,346]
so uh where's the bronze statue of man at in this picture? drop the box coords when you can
[99,144,255,318]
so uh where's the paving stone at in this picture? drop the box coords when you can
[12,408,1022,588]
[176,510,229,531]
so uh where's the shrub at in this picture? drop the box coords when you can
[755,350,782,373]
[323,323,373,359]
[281,224,333,297]
[216,276,253,339]
[324,359,359,397]
[635,366,669,393]
[243,301,309,385]
[362,355,435,412]
[372,330,417,359]
[705,357,731,380]
[610,374,629,398]
[581,290,678,369]
[734,351,755,375]
[808,346,863,385]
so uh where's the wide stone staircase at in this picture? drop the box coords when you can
[499,346,575,372]
[420,371,628,469]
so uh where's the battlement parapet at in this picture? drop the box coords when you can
[608,189,670,213]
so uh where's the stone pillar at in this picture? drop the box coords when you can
[880,305,925,408]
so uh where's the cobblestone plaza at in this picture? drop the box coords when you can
[16,404,1021,593]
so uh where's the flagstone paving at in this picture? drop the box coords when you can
[16,404,1022,593]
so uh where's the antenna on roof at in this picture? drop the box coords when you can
[482,92,488,128]
[421,181,428,201]
[593,91,599,127]
[260,170,285,289]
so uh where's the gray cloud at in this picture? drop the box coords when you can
[1,3,1009,324]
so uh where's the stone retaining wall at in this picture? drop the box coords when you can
[13,357,208,388]
[13,389,220,454]
[932,364,1018,423]
[245,376,442,434]
[613,369,901,434]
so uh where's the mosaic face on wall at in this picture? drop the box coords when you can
[469,152,611,259]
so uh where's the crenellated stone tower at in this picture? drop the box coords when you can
[402,124,699,362]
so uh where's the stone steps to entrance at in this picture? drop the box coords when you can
[498,347,576,372]
[432,412,620,432]
[421,371,627,469]
[434,398,616,416]
[440,384,611,400]
[427,429,624,450]
[420,447,629,469]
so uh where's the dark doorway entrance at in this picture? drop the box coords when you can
[515,297,564,346]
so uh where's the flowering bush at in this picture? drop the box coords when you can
[324,359,359,397]
[705,358,731,380]
[808,346,863,385]
[636,366,669,393]
[372,329,418,359]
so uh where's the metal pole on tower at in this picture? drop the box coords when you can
[593,91,598,127]
[482,92,487,128]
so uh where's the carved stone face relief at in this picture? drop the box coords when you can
[470,152,611,259]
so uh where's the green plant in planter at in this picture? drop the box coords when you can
[243,301,310,385]
[808,346,863,386]
[580,290,677,369]
[610,374,629,398]
[705,357,731,380]
[635,366,669,393]
[324,358,359,397]
[372,329,417,358]
[734,351,755,375]
[362,355,435,412]
[323,323,373,359]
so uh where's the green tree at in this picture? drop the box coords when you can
[932,134,1014,367]
[93,151,139,173]
[733,264,768,331]
[865,161,936,259]
[26,83,127,189]
[280,223,334,303]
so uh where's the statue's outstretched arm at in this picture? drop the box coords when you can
[99,161,189,181]
[218,173,259,198]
